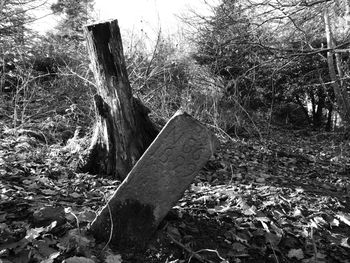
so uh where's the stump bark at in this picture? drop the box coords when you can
[82,19,158,180]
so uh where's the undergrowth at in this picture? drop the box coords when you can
[1,31,255,148]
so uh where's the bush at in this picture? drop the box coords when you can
[272,102,310,128]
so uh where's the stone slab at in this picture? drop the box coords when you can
[90,110,218,248]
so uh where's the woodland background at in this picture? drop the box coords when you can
[2,0,350,262]
[2,0,350,134]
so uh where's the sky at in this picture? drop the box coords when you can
[94,0,217,48]
[95,0,204,32]
[32,0,216,36]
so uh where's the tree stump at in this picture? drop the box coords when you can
[82,19,158,180]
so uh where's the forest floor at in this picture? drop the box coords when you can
[1,96,350,262]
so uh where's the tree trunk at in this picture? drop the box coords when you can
[82,19,158,180]
[326,104,333,131]
[324,8,350,126]
[345,0,350,25]
[314,88,325,128]
[0,0,5,13]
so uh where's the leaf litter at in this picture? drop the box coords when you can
[1,122,350,262]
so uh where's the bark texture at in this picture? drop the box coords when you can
[324,9,350,126]
[82,19,158,179]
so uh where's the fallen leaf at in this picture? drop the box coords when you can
[64,256,95,263]
[341,238,350,248]
[256,177,265,183]
[25,227,45,241]
[41,189,57,195]
[312,216,327,227]
[232,242,246,252]
[71,192,81,198]
[242,206,256,216]
[105,254,122,263]
[336,213,350,226]
[287,248,304,260]
[330,218,339,227]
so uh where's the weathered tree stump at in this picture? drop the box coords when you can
[90,111,218,249]
[82,19,158,180]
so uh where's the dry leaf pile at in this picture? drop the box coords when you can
[1,120,350,262]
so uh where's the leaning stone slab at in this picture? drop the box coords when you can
[89,111,218,248]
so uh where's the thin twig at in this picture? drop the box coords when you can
[66,208,80,234]
[311,226,318,263]
[268,242,280,263]
[167,234,207,263]
[102,194,114,251]
[191,249,228,263]
[207,123,237,142]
